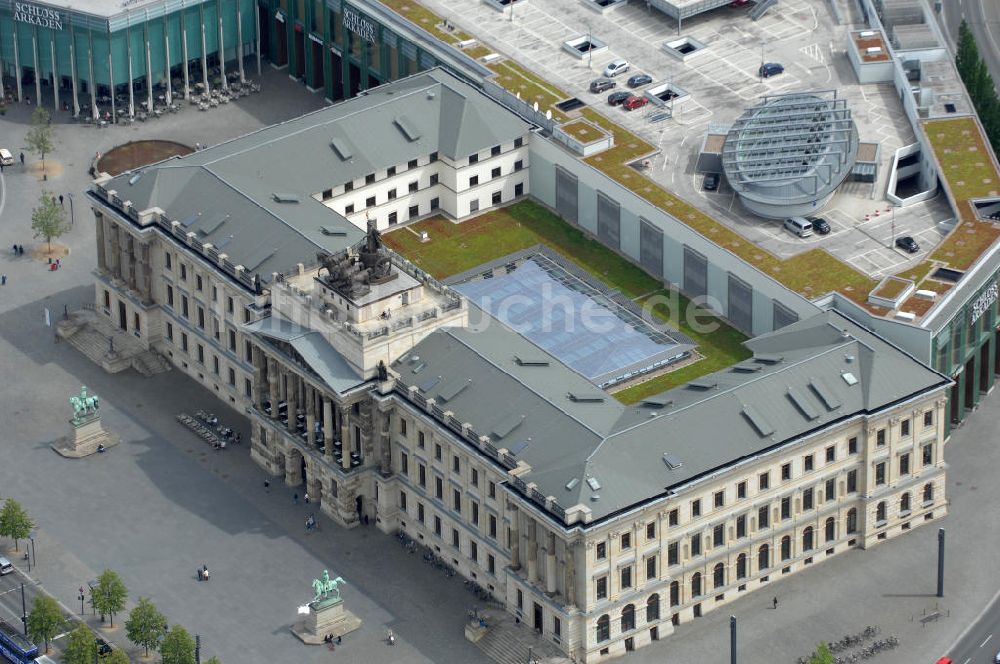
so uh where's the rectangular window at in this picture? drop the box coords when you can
[802,487,814,511]
[759,472,770,490]
[166,323,174,341]
[471,468,479,487]
[434,516,441,536]
[736,514,746,538]
[596,542,607,560]
[899,453,910,476]
[180,264,187,280]
[596,576,607,600]
[758,505,769,529]
[212,286,218,302]
[470,541,478,563]
[197,307,205,330]
[227,297,234,314]
[621,532,631,550]
[691,499,701,518]
[452,529,459,547]
[365,196,376,208]
[399,491,407,510]
[621,565,632,589]
[387,166,397,177]
[196,275,203,291]
[781,463,792,481]
[923,410,933,427]
[228,368,235,386]
[876,428,886,447]
[804,454,814,472]
[469,175,479,187]
[668,509,678,527]
[514,159,524,171]
[400,451,409,475]
[228,329,237,352]
[452,456,460,473]
[408,180,419,193]
[491,166,501,179]
[430,173,439,186]
[667,542,678,566]
[409,204,419,219]
[418,503,424,523]
[365,173,376,185]
[430,197,440,210]
[181,296,189,319]
[244,378,252,398]
[165,252,172,270]
[468,154,479,165]
[690,534,702,556]
[212,355,219,375]
[471,502,479,525]
[826,446,836,463]
[514,137,524,148]
[488,482,496,499]
[181,333,188,352]
[875,462,886,486]
[197,344,204,364]
[453,489,461,513]
[322,188,333,200]
[435,444,442,461]
[408,159,418,169]
[714,491,725,508]
[646,555,656,580]
[781,497,791,520]
[847,469,857,493]
[166,285,174,307]
[488,514,497,539]
[848,436,858,454]
[488,554,496,575]
[712,524,724,547]
[923,443,934,466]
[344,181,354,193]
[491,145,501,157]
[430,152,439,162]
[435,477,443,499]
[901,419,910,437]
[646,522,655,540]
[553,616,560,638]
[825,478,835,502]
[387,188,397,201]
[245,340,253,362]
[345,204,355,214]
[418,464,426,487]
[737,481,747,499]
[418,432,425,449]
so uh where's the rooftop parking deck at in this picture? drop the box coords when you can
[377,0,1000,325]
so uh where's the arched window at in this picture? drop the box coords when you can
[596,614,610,642]
[900,492,911,513]
[691,572,702,597]
[669,580,680,607]
[713,562,725,588]
[621,604,635,632]
[825,517,836,542]
[923,482,934,503]
[781,535,792,561]
[846,508,858,534]
[802,526,814,552]
[736,553,747,580]
[647,594,660,622]
[758,543,770,570]
[876,501,886,523]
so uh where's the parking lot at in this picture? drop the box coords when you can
[429,0,953,283]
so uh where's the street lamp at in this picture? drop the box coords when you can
[78,587,86,615]
[67,192,75,227]
[28,533,35,569]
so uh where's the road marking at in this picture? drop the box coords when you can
[979,634,992,648]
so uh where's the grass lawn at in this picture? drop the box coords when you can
[872,276,910,300]
[561,120,607,145]
[487,60,570,123]
[377,0,473,45]
[384,200,752,402]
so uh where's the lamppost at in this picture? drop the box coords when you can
[28,533,35,569]
[78,587,86,615]
[67,192,75,227]
[759,43,765,79]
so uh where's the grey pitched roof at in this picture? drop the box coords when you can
[246,316,365,396]
[97,68,531,284]
[395,310,950,525]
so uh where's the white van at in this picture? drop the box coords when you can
[0,556,13,575]
[783,217,813,238]
[0,149,13,167]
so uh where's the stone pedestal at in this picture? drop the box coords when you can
[51,415,120,458]
[291,597,361,645]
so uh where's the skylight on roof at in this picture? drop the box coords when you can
[787,386,819,420]
[586,477,601,491]
[490,413,524,439]
[841,372,859,386]
[809,378,841,410]
[330,137,353,161]
[438,378,471,402]
[662,453,683,470]
[742,404,775,437]
[394,115,421,142]
[272,193,300,203]
[567,393,605,403]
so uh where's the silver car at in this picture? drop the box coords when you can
[0,556,14,575]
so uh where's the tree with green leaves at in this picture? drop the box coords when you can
[31,191,69,253]
[809,642,835,664]
[125,597,167,656]
[160,624,196,664]
[105,648,132,664]
[92,569,128,627]
[0,498,34,551]
[26,595,64,653]
[955,20,1000,154]
[24,107,54,172]
[956,21,979,81]
[60,624,98,664]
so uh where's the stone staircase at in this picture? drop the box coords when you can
[58,308,171,376]
[472,612,571,664]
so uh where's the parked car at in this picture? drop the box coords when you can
[623,95,649,111]
[603,58,630,78]
[759,62,785,78]
[934,659,952,664]
[703,173,720,191]
[627,73,653,88]
[783,217,813,238]
[607,91,632,106]
[95,638,114,656]
[896,236,920,253]
[807,216,830,234]
[590,77,616,93]
[0,149,13,167]
[0,557,13,575]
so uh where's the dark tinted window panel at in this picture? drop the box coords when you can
[773,300,799,330]
[683,246,707,299]
[727,273,753,333]
[639,217,663,277]
[555,166,579,225]
[597,192,621,249]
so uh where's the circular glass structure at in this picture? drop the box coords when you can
[722,92,859,219]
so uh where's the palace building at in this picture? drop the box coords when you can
[87,67,952,662]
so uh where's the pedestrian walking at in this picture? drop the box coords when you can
[304,492,310,504]
[1,275,6,286]
[264,479,270,492]
[51,195,56,206]
[18,245,24,256]
[19,152,24,165]
[11,245,16,255]
[772,596,778,609]
[293,492,299,505]
[59,194,64,206]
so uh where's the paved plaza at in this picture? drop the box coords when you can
[0,54,998,664]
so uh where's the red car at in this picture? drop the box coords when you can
[623,95,649,111]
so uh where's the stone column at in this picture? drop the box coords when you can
[200,5,210,93]
[305,385,316,448]
[181,14,190,98]
[69,38,79,117]
[526,519,538,583]
[509,504,520,570]
[564,543,577,606]
[236,3,246,83]
[323,398,334,460]
[50,40,59,112]
[379,409,391,475]
[95,215,107,273]
[545,531,557,595]
[286,373,298,434]
[108,226,121,280]
[267,359,279,418]
[340,412,351,470]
